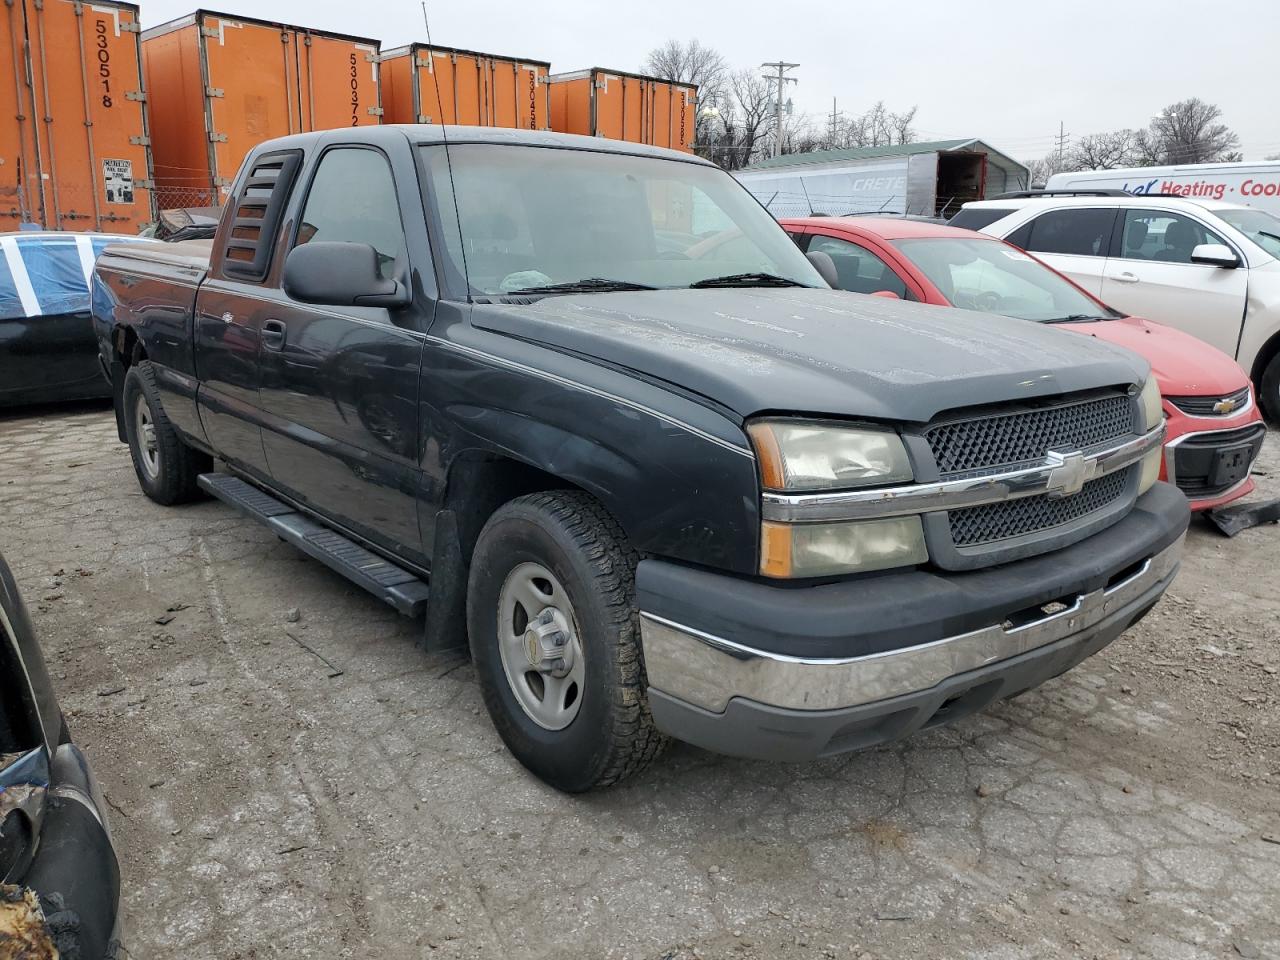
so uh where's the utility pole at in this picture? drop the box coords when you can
[1056,120,1070,167]
[761,61,799,158]
[828,97,843,147]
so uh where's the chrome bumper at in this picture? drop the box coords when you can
[640,534,1183,714]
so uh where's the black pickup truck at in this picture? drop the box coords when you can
[93,126,1190,791]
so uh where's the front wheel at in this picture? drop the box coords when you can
[122,361,211,505]
[466,491,666,792]
[1260,353,1280,424]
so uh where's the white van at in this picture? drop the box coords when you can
[1046,161,1280,217]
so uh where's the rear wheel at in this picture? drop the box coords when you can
[467,491,666,792]
[1260,353,1280,423]
[122,361,211,505]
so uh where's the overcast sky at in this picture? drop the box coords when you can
[140,0,1279,162]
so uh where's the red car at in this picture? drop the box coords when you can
[783,216,1266,511]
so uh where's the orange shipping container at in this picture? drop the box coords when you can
[549,69,697,153]
[380,44,549,130]
[142,11,381,209]
[0,0,154,233]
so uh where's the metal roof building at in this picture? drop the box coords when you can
[734,138,1031,219]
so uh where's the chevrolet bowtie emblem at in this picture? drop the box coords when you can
[1046,450,1089,498]
[1213,398,1238,414]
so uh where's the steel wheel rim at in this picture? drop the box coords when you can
[496,561,585,731]
[134,394,160,480]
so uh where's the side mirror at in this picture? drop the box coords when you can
[806,250,839,288]
[283,241,411,307]
[1190,243,1239,269]
[871,290,902,300]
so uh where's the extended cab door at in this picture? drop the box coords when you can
[1004,207,1117,297]
[257,144,428,564]
[194,150,305,481]
[1099,208,1249,357]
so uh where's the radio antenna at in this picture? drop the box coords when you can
[419,0,471,299]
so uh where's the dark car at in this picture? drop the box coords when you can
[93,127,1189,792]
[0,232,153,407]
[1,552,121,957]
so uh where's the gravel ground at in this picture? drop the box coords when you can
[2,404,1278,960]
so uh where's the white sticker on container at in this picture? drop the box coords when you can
[103,158,134,205]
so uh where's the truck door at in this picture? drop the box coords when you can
[257,144,426,564]
[194,149,303,481]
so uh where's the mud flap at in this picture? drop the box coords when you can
[422,509,468,654]
[1205,497,1280,537]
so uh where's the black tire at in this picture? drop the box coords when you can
[122,361,211,505]
[466,491,667,792]
[1260,353,1280,424]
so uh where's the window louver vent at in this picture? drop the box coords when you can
[221,150,303,281]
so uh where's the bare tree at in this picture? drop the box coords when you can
[1070,129,1140,170]
[1024,150,1074,186]
[699,69,774,170]
[1267,153,1280,161]
[1137,98,1240,165]
[823,101,918,150]
[642,39,727,146]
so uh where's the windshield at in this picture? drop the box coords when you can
[1216,207,1280,259]
[419,144,824,298]
[892,236,1120,322]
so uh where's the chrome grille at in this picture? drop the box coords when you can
[926,394,1135,476]
[949,467,1132,547]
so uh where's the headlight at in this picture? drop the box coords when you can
[1136,379,1164,494]
[1137,447,1162,494]
[761,517,928,578]
[747,420,913,491]
[1138,377,1163,431]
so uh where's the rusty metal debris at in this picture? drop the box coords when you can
[0,885,58,960]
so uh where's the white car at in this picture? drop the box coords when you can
[951,193,1280,419]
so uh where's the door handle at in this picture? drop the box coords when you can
[1113,272,1140,284]
[261,318,287,349]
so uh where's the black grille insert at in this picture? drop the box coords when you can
[1167,387,1250,417]
[948,467,1132,547]
[926,394,1135,476]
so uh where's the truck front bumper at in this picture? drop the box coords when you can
[637,482,1189,761]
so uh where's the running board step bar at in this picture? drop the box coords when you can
[197,473,430,617]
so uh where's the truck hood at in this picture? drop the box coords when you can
[471,288,1149,423]
[1067,315,1250,397]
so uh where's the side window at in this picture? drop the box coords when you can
[1117,210,1227,264]
[1023,208,1115,258]
[949,207,1016,231]
[807,234,912,299]
[294,148,406,279]
[1005,221,1033,250]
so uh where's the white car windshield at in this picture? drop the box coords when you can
[419,143,824,298]
[1216,208,1280,259]
[894,237,1120,323]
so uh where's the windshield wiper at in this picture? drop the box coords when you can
[501,278,656,296]
[1044,314,1111,324]
[689,272,804,289]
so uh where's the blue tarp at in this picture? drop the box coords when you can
[0,233,153,322]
